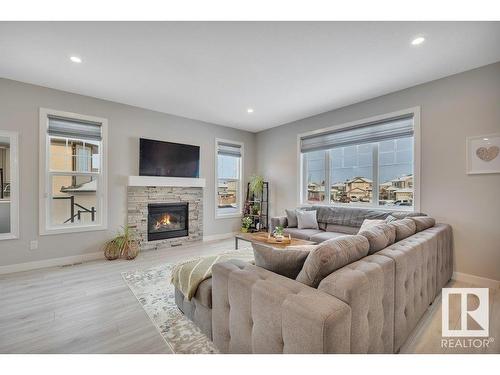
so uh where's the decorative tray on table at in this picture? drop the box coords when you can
[266,233,292,245]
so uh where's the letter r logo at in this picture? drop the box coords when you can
[442,288,489,337]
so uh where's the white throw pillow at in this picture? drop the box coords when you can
[358,219,386,233]
[296,210,319,229]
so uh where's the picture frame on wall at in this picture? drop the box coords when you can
[466,133,500,174]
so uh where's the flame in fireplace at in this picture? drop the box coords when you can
[155,213,171,230]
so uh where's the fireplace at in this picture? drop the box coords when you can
[147,202,189,241]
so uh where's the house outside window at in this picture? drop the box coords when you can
[215,139,243,218]
[39,108,108,234]
[299,108,420,210]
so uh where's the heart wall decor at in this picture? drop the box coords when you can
[476,146,499,162]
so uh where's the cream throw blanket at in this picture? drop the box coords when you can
[171,250,254,300]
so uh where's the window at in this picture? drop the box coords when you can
[0,131,19,240]
[300,109,419,210]
[39,109,107,234]
[215,139,243,218]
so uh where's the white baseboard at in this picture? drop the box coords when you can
[203,231,237,242]
[452,271,500,289]
[0,251,104,275]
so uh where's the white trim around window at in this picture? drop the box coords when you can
[297,107,421,212]
[39,108,108,235]
[0,130,19,240]
[214,138,244,219]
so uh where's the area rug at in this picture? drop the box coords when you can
[121,248,252,354]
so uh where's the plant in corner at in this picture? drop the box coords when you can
[103,225,140,260]
[241,216,253,233]
[249,175,264,199]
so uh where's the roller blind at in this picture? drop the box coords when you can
[217,141,242,157]
[48,116,102,141]
[300,115,414,153]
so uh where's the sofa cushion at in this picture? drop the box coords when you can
[283,227,323,241]
[358,219,386,232]
[309,231,348,243]
[313,205,426,228]
[325,224,359,235]
[252,243,311,279]
[410,216,436,232]
[296,235,370,287]
[388,218,417,241]
[358,223,396,254]
[296,210,319,229]
[285,209,299,228]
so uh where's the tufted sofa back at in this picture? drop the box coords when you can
[378,223,453,351]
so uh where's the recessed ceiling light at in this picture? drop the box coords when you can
[70,56,82,63]
[247,108,254,114]
[411,37,425,46]
[483,138,489,141]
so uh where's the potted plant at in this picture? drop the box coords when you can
[103,225,139,260]
[241,216,253,233]
[273,225,285,241]
[249,175,264,199]
[251,202,260,215]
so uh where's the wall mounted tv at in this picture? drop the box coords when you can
[139,138,200,178]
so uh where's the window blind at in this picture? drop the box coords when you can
[48,116,102,141]
[300,115,414,153]
[217,141,242,157]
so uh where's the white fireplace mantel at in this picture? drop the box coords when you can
[128,176,206,188]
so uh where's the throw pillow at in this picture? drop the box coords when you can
[410,216,436,232]
[358,223,396,254]
[296,210,319,229]
[388,218,417,241]
[358,219,386,233]
[252,243,311,279]
[285,209,299,228]
[295,235,369,287]
[385,215,398,223]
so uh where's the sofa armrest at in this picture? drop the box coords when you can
[270,216,288,232]
[317,254,395,353]
[212,261,351,354]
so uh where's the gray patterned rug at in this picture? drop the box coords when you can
[122,262,218,354]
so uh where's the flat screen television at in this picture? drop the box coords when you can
[139,138,200,178]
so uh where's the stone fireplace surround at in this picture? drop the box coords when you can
[127,176,205,251]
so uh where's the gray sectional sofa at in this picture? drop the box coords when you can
[175,206,454,353]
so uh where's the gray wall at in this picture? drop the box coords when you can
[257,62,500,281]
[0,78,256,267]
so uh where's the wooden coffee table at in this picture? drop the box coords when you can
[235,231,316,250]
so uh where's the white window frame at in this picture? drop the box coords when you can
[215,138,244,219]
[0,130,19,240]
[39,108,108,235]
[297,107,421,212]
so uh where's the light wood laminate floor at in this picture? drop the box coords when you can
[0,239,498,354]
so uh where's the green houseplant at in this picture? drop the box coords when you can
[272,225,285,241]
[249,175,264,198]
[103,225,139,260]
[241,216,253,233]
[251,202,261,215]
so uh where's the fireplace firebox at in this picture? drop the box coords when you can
[147,202,189,241]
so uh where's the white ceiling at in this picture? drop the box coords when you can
[1,22,499,132]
